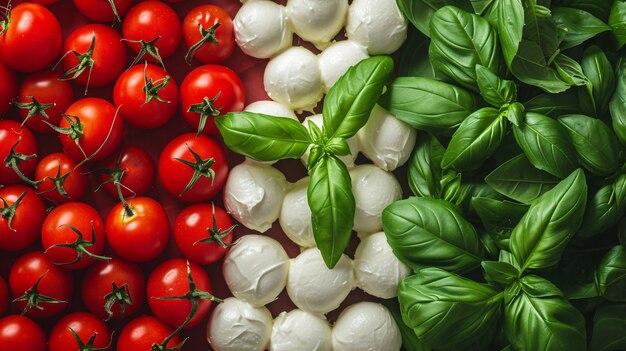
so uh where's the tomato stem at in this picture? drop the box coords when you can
[68,326,112,351]
[40,162,72,198]
[106,0,121,22]
[174,145,216,197]
[123,37,166,71]
[95,151,136,217]
[193,203,236,248]
[0,4,11,36]
[12,271,67,314]
[103,282,133,321]
[56,35,96,95]
[0,190,26,232]
[14,96,56,127]
[142,62,172,106]
[45,223,112,266]
[4,137,43,187]
[187,93,222,136]
[184,22,221,65]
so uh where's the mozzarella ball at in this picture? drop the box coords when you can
[332,302,402,351]
[234,1,293,59]
[244,101,298,165]
[264,47,324,112]
[223,235,290,306]
[350,164,402,234]
[300,114,358,169]
[286,0,348,49]
[357,104,417,171]
[318,40,369,92]
[208,297,273,351]
[354,232,411,299]
[287,248,354,314]
[224,161,288,233]
[270,309,332,351]
[345,0,408,55]
[279,178,315,248]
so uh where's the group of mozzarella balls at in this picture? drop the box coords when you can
[235,0,408,112]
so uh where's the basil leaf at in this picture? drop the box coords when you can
[216,112,312,161]
[382,197,484,273]
[506,102,525,127]
[472,0,495,15]
[553,54,589,87]
[548,249,604,300]
[511,40,571,93]
[523,1,565,58]
[482,261,519,286]
[397,0,473,37]
[589,303,626,351]
[578,175,626,238]
[307,154,354,269]
[524,91,580,117]
[323,56,393,140]
[552,7,611,49]
[510,169,587,272]
[554,0,612,21]
[398,26,435,78]
[598,245,626,301]
[382,299,431,351]
[471,197,529,235]
[407,132,444,198]
[476,65,517,107]
[440,170,472,206]
[610,60,626,145]
[488,0,524,67]
[609,0,626,49]
[579,46,616,118]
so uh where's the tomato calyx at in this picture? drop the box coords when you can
[194,203,236,248]
[0,4,10,36]
[0,191,26,231]
[151,335,187,351]
[4,138,43,187]
[174,145,216,196]
[68,326,113,351]
[124,37,166,70]
[57,35,96,94]
[184,23,221,65]
[12,271,67,314]
[41,163,73,198]
[103,282,132,321]
[96,152,135,217]
[143,63,172,105]
[45,223,112,266]
[14,96,56,128]
[187,93,222,136]
[106,0,122,22]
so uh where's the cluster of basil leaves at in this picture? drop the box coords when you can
[379,1,626,350]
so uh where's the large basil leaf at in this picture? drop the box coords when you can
[598,245,626,301]
[524,91,579,117]
[610,60,626,145]
[398,268,502,350]
[407,132,444,198]
[383,299,431,351]
[510,40,571,93]
[397,0,473,37]
[382,197,484,273]
[553,54,589,87]
[579,46,616,118]
[578,175,626,238]
[488,0,524,67]
[554,0,612,21]
[523,1,565,57]
[399,27,435,78]
[552,7,611,49]
[510,169,587,272]
[476,65,517,107]
[609,0,626,49]
[471,197,529,236]
[589,303,626,351]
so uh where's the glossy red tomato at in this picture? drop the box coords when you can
[0,185,46,251]
[0,276,7,316]
[35,153,88,204]
[61,24,128,88]
[174,203,234,265]
[113,64,179,129]
[183,5,235,64]
[0,61,17,115]
[117,315,183,351]
[9,251,74,318]
[98,145,155,199]
[0,315,47,351]
[106,197,170,262]
[147,259,214,329]
[73,0,134,23]
[42,202,107,270]
[180,65,245,135]
[0,3,62,72]
[49,312,112,351]
[158,133,228,203]
[60,97,125,162]
[0,120,38,186]
[81,258,146,320]
[16,71,74,133]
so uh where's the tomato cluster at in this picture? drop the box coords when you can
[0,1,243,349]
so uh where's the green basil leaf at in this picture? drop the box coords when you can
[589,303,626,351]
[382,197,484,273]
[471,196,529,235]
[511,40,571,93]
[609,0,626,49]
[482,261,519,286]
[382,299,431,351]
[610,60,626,145]
[488,0,524,67]
[472,0,495,15]
[398,26,436,78]
[506,102,526,126]
[547,248,604,300]
[440,169,472,206]
[598,245,626,301]
[553,54,589,86]
[216,112,312,161]
[552,7,611,49]
[397,0,473,37]
[407,132,444,198]
[578,175,626,238]
[524,90,580,117]
[554,0,612,21]
[579,46,616,117]
[476,65,517,106]
[523,1,565,57]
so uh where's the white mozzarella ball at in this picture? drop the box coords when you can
[279,178,315,248]
[208,297,273,351]
[270,309,332,351]
[286,0,348,49]
[223,235,290,306]
[264,47,324,112]
[300,114,358,169]
[332,302,402,351]
[357,104,417,171]
[244,101,298,165]
[234,1,293,59]
[224,161,287,233]
[318,40,369,92]
[350,164,402,234]
[287,248,354,314]
[354,232,411,299]
[345,0,408,55]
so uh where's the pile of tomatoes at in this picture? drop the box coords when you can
[0,0,247,349]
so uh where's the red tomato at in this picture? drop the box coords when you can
[113,64,179,129]
[117,315,183,351]
[0,3,62,72]
[16,71,74,134]
[0,315,47,351]
[183,5,235,64]
[106,197,170,262]
[0,185,46,251]
[0,276,7,316]
[61,24,128,88]
[158,133,228,203]
[41,202,108,270]
[180,65,245,135]
[174,203,234,265]
[81,258,146,320]
[35,153,87,204]
[49,312,112,351]
[98,145,155,199]
[60,97,125,162]
[147,259,214,329]
[0,61,17,115]
[73,0,134,23]
[0,120,38,186]
[9,251,74,318]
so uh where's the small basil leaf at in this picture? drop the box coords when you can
[398,26,436,78]
[552,7,611,49]
[307,145,324,170]
[524,90,580,117]
[547,248,604,300]
[500,250,521,270]
[324,138,350,156]
[580,46,616,118]
[523,1,565,57]
[589,303,626,351]
[482,261,519,286]
[472,0,495,15]
[440,170,471,206]
[578,175,626,238]
[553,54,589,87]
[471,197,529,236]
[382,299,431,351]
[476,65,517,107]
[609,0,626,49]
[506,102,525,126]
[610,60,626,145]
[510,40,571,93]
[598,245,626,301]
[307,119,323,143]
[488,0,524,67]
[407,132,444,198]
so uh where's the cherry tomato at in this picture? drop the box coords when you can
[0,185,46,251]
[60,97,125,162]
[0,276,7,316]
[147,259,214,329]
[0,315,47,351]
[35,153,88,204]
[0,3,62,72]
[49,312,112,351]
[113,64,179,129]
[0,61,17,115]
[42,202,107,270]
[9,251,74,318]
[16,71,74,134]
[0,120,38,186]
[174,203,234,265]
[73,0,134,23]
[98,145,155,199]
[183,5,235,64]
[106,197,170,262]
[158,133,228,203]
[81,258,146,320]
[180,65,245,135]
[61,24,128,88]
[117,315,183,351]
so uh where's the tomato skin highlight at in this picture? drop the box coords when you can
[183,5,235,64]
[49,312,112,351]
[117,315,183,351]
[99,145,155,199]
[0,61,17,115]
[17,71,74,134]
[73,0,134,23]
[0,315,47,351]
[0,120,38,186]
[0,185,46,251]
[35,153,88,204]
